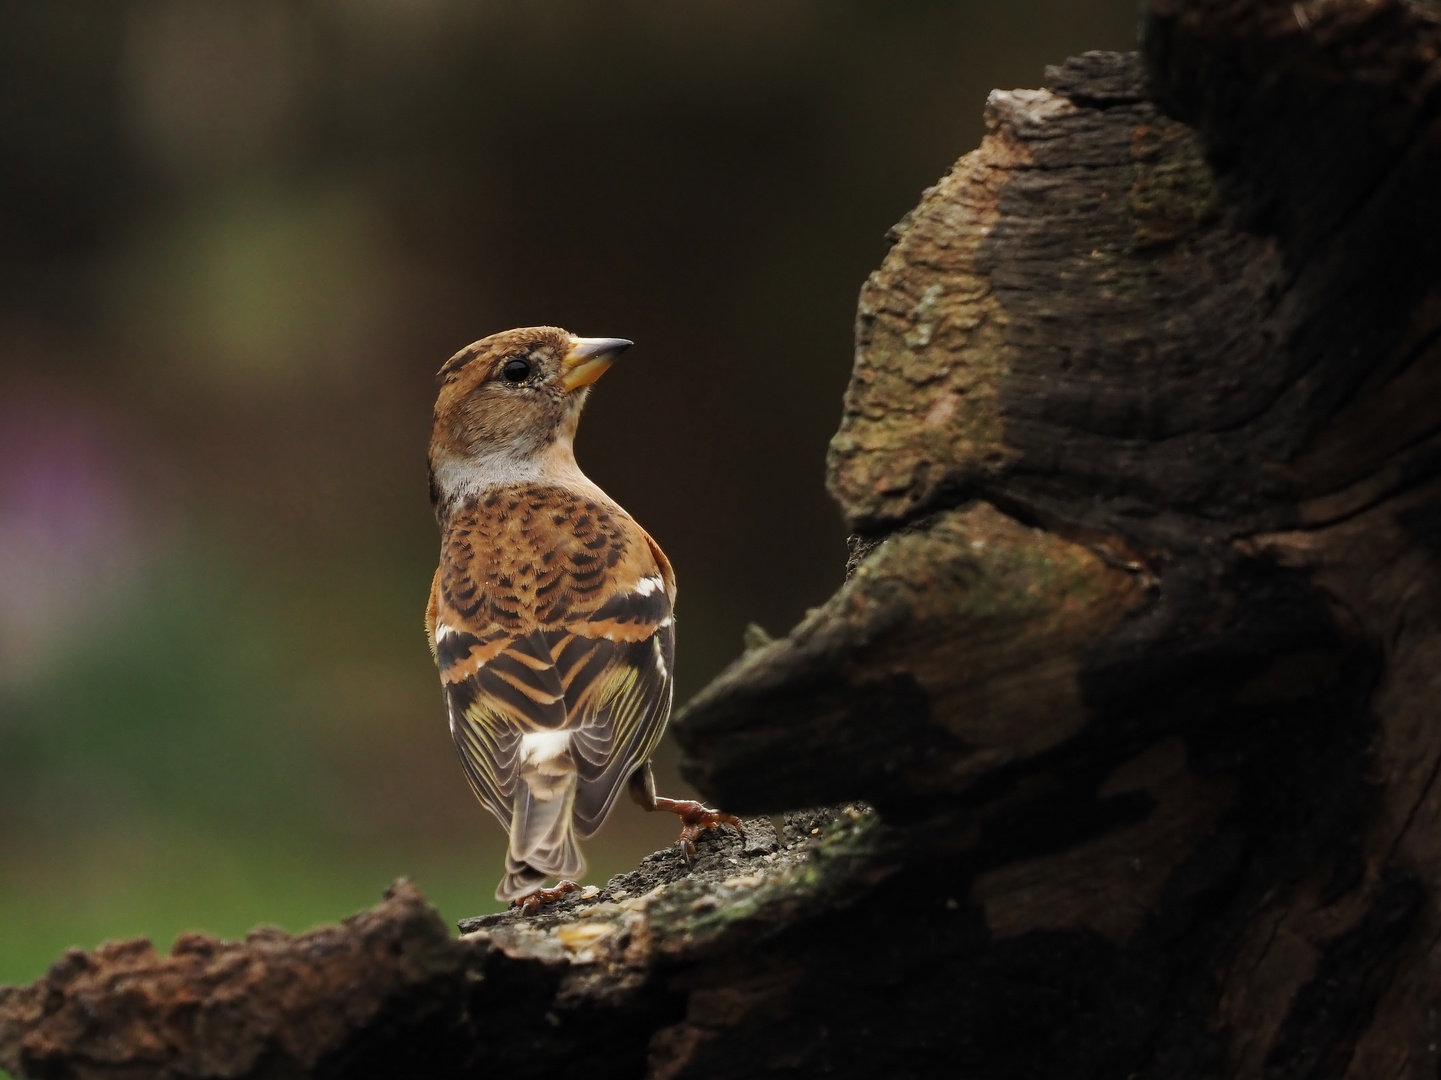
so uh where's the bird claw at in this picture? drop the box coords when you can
[666,800,743,859]
[511,880,580,915]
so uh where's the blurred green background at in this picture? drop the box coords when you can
[0,0,1138,991]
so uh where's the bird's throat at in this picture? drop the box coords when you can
[430,439,601,519]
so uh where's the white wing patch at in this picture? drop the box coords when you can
[634,575,663,597]
[519,730,572,766]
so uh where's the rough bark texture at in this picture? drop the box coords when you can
[7,0,1441,1076]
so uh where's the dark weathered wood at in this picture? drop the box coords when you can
[0,811,883,1080]
[6,2,1441,1075]
[685,7,1441,1071]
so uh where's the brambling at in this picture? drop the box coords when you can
[425,326,741,911]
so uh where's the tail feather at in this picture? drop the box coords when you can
[495,732,586,903]
[496,861,548,904]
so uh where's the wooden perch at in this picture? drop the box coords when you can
[6,1,1441,1075]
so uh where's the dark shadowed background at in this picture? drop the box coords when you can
[0,0,1137,988]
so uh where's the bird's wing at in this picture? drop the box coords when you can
[439,605,672,844]
[440,583,675,838]
[431,487,675,840]
[558,580,675,837]
[439,625,567,824]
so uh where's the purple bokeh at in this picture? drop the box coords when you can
[0,389,143,690]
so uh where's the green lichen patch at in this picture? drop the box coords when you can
[830,503,1148,763]
[643,805,891,961]
[458,806,894,982]
[1129,118,1220,248]
[825,122,1026,529]
[679,502,1150,811]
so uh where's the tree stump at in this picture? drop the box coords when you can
[6,1,1441,1076]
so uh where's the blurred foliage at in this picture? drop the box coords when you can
[0,0,1139,987]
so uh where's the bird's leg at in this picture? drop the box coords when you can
[512,880,580,915]
[658,799,745,859]
[628,763,742,860]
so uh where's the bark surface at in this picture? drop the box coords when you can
[6,1,1441,1076]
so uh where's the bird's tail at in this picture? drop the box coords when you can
[496,731,586,903]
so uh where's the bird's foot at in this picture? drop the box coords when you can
[653,797,743,860]
[512,880,581,915]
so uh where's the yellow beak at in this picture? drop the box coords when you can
[561,336,632,392]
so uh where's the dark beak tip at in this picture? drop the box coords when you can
[572,337,634,361]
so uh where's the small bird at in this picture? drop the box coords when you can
[425,326,741,911]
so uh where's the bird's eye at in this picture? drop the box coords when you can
[501,358,531,383]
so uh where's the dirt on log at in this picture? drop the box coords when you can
[7,0,1441,1076]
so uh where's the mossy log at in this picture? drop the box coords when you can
[7,1,1441,1076]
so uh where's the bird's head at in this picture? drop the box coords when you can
[428,326,632,509]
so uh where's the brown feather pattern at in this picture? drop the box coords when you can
[430,482,675,853]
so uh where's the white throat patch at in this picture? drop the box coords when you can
[432,452,545,505]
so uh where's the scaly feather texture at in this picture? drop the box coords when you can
[425,327,679,903]
[430,485,675,900]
